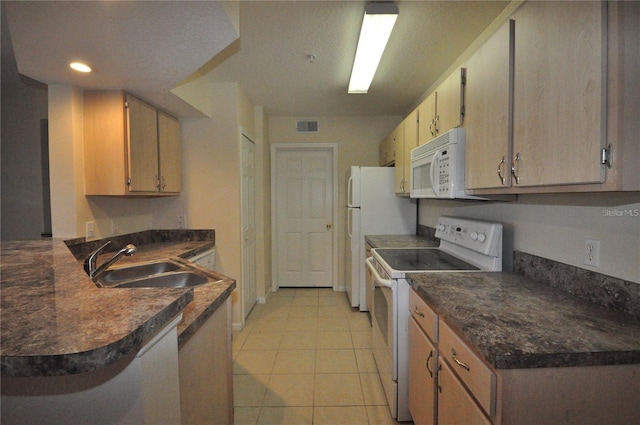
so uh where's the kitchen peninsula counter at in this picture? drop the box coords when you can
[0,236,235,377]
[409,271,640,370]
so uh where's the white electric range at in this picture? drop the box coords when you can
[365,216,503,421]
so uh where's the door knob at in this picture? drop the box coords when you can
[326,224,332,230]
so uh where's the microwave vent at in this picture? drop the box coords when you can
[296,120,319,133]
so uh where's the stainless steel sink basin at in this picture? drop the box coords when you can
[97,261,182,284]
[115,271,210,289]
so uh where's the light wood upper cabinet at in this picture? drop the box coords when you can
[392,121,406,195]
[437,68,466,137]
[417,92,436,144]
[127,95,160,193]
[511,1,605,187]
[465,20,513,190]
[158,111,182,193]
[84,91,181,196]
[418,68,465,146]
[379,132,395,166]
[393,110,418,196]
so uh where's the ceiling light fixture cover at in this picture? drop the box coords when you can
[348,2,398,94]
[70,62,92,73]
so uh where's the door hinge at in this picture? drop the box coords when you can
[601,144,613,168]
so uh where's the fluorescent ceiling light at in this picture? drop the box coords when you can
[348,2,398,94]
[70,62,92,73]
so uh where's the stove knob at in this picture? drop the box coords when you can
[470,231,478,241]
[478,233,487,243]
[436,224,445,231]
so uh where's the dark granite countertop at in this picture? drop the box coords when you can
[365,234,438,249]
[0,234,235,377]
[409,272,640,370]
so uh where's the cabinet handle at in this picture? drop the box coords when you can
[155,175,160,190]
[429,119,435,137]
[451,348,470,371]
[497,156,506,185]
[437,363,442,393]
[434,115,439,134]
[161,176,167,190]
[511,153,521,184]
[426,350,434,378]
[413,305,425,318]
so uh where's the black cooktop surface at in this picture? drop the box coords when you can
[375,248,479,271]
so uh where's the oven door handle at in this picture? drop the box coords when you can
[366,257,393,288]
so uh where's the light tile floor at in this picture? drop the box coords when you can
[232,288,404,425]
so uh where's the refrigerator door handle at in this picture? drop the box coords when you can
[347,176,353,207]
[347,208,353,238]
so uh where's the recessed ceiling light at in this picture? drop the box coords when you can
[70,62,92,73]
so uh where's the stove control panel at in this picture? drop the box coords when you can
[435,216,502,257]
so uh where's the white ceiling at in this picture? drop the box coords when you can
[205,1,509,117]
[4,1,509,118]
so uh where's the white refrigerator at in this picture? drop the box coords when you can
[346,166,417,311]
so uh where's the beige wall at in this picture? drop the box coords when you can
[268,115,402,292]
[418,193,640,283]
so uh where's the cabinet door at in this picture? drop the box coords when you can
[409,317,437,425]
[126,95,159,192]
[418,92,437,145]
[158,111,181,193]
[403,109,419,195]
[512,1,606,187]
[465,21,513,190]
[436,68,466,136]
[394,122,406,195]
[438,361,492,425]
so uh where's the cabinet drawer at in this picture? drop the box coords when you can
[439,319,495,417]
[409,289,438,343]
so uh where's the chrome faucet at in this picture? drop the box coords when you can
[84,241,137,281]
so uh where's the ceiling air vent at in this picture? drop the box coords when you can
[296,120,319,133]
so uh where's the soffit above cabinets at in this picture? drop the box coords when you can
[4,1,509,118]
[4,1,239,117]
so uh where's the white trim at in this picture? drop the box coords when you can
[238,126,257,329]
[270,143,339,293]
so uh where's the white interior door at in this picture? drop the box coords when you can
[273,146,335,288]
[241,134,256,318]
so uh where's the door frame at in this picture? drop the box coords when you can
[240,131,257,322]
[270,143,339,293]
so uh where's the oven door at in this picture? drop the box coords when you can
[366,257,397,417]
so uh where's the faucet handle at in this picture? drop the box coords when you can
[84,240,112,276]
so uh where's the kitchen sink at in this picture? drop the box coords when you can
[114,271,211,289]
[97,261,182,284]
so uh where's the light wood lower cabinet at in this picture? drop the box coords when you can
[408,288,640,425]
[409,317,437,425]
[178,298,233,425]
[438,360,492,425]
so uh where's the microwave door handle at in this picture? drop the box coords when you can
[366,257,393,288]
[430,152,440,196]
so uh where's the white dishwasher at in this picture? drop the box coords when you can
[188,248,216,271]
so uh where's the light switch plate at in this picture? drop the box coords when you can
[86,221,95,238]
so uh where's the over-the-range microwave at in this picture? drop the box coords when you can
[410,127,483,200]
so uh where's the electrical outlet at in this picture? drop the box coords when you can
[86,221,95,238]
[111,219,119,235]
[584,239,600,268]
[177,215,186,229]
